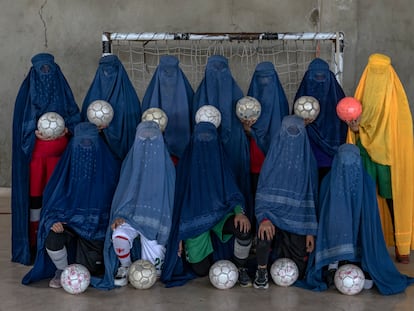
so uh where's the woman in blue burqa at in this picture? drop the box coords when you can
[141,55,194,164]
[192,55,251,222]
[243,61,290,229]
[294,58,348,183]
[22,122,120,288]
[298,143,414,295]
[81,54,142,160]
[12,53,80,265]
[90,120,176,290]
[161,120,252,288]
[253,115,318,288]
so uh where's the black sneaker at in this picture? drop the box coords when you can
[238,267,252,287]
[254,268,269,289]
[325,269,337,289]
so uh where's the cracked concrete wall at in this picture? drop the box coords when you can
[0,0,412,186]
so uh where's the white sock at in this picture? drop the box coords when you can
[46,247,68,270]
[113,235,132,267]
[328,261,339,270]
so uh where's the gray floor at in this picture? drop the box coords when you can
[1,188,414,311]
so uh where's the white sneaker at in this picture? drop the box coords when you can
[49,270,63,288]
[363,279,374,290]
[114,266,129,286]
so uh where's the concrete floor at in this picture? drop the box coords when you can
[1,188,414,311]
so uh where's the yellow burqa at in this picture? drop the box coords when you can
[347,53,414,255]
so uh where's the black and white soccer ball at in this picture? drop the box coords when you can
[209,260,239,289]
[236,96,261,122]
[293,96,320,120]
[128,259,157,289]
[142,108,168,132]
[195,105,222,128]
[87,100,114,128]
[37,112,65,139]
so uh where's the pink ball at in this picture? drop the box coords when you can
[336,97,362,121]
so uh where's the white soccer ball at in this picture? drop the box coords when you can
[60,264,91,295]
[270,258,299,287]
[128,259,157,289]
[87,100,114,128]
[195,105,221,128]
[37,112,65,139]
[334,264,365,295]
[293,96,320,120]
[142,108,168,132]
[236,96,262,122]
[209,260,239,290]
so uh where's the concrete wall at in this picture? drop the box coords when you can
[0,0,412,187]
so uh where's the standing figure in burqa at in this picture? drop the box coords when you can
[91,120,176,289]
[12,53,80,265]
[141,55,194,164]
[22,122,120,289]
[298,143,414,295]
[81,54,142,160]
[243,61,290,229]
[294,58,347,183]
[161,120,252,288]
[346,53,414,264]
[192,55,251,222]
[254,115,318,289]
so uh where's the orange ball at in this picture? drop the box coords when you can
[336,97,362,121]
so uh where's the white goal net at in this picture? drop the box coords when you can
[102,32,344,105]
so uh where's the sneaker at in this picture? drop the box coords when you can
[238,267,252,287]
[253,268,269,289]
[114,266,129,287]
[49,269,63,288]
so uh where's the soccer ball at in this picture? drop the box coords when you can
[142,108,168,132]
[236,96,262,122]
[334,264,365,295]
[60,264,91,295]
[336,97,362,122]
[195,105,221,128]
[209,260,239,290]
[128,259,157,289]
[270,258,299,287]
[293,96,320,120]
[87,100,114,128]
[37,112,65,139]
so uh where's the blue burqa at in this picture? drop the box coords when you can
[193,55,251,220]
[142,55,194,159]
[12,53,80,265]
[161,121,246,287]
[81,54,141,160]
[298,143,414,295]
[90,121,176,290]
[294,58,347,168]
[247,61,289,154]
[22,122,120,285]
[255,115,318,236]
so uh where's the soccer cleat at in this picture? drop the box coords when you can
[49,269,63,288]
[253,268,269,289]
[114,266,129,287]
[238,267,252,287]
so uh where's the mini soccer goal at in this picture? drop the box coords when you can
[102,32,344,104]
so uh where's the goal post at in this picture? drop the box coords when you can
[102,32,344,104]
